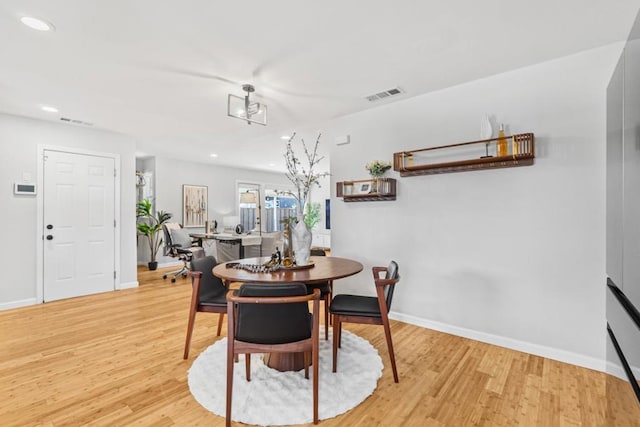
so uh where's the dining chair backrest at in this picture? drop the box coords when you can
[310,248,326,256]
[190,256,227,301]
[383,260,399,310]
[235,283,311,345]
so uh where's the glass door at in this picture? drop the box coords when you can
[263,186,298,232]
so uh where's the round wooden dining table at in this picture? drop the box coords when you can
[212,255,363,286]
[213,255,363,371]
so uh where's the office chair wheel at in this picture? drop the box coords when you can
[162,274,168,280]
[171,277,176,283]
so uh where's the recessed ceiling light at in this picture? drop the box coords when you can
[210,153,218,158]
[268,163,276,167]
[20,16,55,32]
[40,105,59,113]
[280,135,291,140]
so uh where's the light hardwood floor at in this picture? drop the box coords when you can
[1,266,638,426]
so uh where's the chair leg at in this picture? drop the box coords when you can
[313,338,319,424]
[324,294,329,341]
[382,318,399,383]
[216,313,225,336]
[245,353,251,381]
[332,317,340,373]
[304,351,310,379]
[183,306,198,359]
[328,281,333,326]
[226,345,234,427]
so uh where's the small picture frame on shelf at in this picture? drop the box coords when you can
[354,183,371,195]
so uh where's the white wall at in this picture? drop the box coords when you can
[325,44,624,370]
[0,113,137,308]
[154,157,293,227]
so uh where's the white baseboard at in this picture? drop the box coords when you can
[606,357,640,381]
[0,298,39,311]
[390,311,606,373]
[118,281,139,290]
[607,361,627,381]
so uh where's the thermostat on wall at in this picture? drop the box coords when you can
[14,182,36,195]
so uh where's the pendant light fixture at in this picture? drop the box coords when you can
[227,84,267,126]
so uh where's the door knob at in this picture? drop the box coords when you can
[46,235,53,240]
[46,224,53,230]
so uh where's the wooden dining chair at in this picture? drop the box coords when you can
[226,283,321,426]
[329,261,400,382]
[183,256,228,359]
[307,248,332,340]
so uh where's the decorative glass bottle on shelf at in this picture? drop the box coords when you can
[497,123,508,157]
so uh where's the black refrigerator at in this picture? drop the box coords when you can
[606,8,640,419]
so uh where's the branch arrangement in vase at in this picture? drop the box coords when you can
[284,132,330,218]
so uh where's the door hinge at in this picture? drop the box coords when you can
[114,271,116,279]
[114,219,117,227]
[114,169,117,177]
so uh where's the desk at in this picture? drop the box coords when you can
[190,233,262,259]
[214,256,363,371]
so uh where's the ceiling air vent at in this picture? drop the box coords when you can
[365,87,404,102]
[60,117,93,126]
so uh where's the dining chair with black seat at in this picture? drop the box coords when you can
[183,255,228,359]
[162,222,205,283]
[226,283,321,426]
[329,260,400,383]
[307,248,332,340]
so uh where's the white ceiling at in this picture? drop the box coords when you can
[1,1,638,172]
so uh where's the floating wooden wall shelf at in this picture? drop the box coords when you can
[393,133,535,176]
[336,178,396,202]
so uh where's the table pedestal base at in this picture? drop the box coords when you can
[263,352,306,372]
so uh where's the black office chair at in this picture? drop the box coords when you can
[183,256,228,359]
[226,283,321,426]
[329,261,400,382]
[307,248,332,340]
[162,223,204,283]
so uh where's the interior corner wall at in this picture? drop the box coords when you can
[0,113,137,308]
[325,44,624,369]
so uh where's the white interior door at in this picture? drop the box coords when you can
[43,150,116,302]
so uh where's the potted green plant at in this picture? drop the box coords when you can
[365,160,392,192]
[304,202,322,229]
[365,160,392,177]
[136,198,172,270]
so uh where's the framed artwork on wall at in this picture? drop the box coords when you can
[183,184,208,228]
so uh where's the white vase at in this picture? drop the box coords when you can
[292,219,312,266]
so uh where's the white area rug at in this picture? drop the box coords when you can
[188,329,383,426]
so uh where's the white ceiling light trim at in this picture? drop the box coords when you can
[20,16,55,32]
